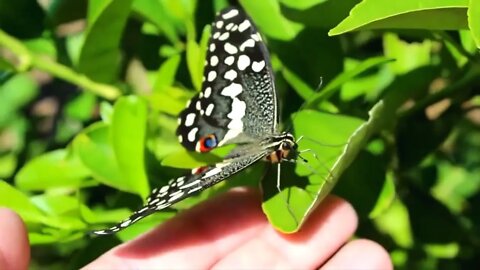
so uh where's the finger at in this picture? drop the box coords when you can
[321,239,393,270]
[84,188,267,269]
[0,208,30,270]
[212,195,358,269]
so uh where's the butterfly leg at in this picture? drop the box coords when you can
[276,162,299,226]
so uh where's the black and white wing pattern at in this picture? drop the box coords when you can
[90,6,297,236]
[91,150,267,235]
[177,7,278,153]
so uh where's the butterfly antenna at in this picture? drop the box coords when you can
[283,76,324,134]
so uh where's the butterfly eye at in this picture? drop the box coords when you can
[197,134,218,152]
[281,142,291,150]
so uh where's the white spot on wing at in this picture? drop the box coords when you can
[218,32,230,41]
[240,39,255,51]
[169,191,185,202]
[225,23,234,31]
[224,56,235,66]
[216,21,224,28]
[205,103,214,116]
[252,60,266,72]
[188,127,198,142]
[222,9,239,19]
[159,185,169,193]
[178,135,183,143]
[208,71,217,81]
[237,55,251,71]
[221,83,242,97]
[251,33,261,41]
[209,43,216,52]
[224,43,238,54]
[121,219,131,228]
[238,20,251,32]
[179,179,201,189]
[227,99,246,130]
[224,70,237,80]
[213,32,220,39]
[204,87,212,98]
[210,55,219,66]
[202,167,222,178]
[185,113,196,127]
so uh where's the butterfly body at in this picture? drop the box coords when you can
[91,6,299,236]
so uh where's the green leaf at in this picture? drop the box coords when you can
[132,0,180,44]
[0,154,16,178]
[153,54,181,93]
[383,33,433,74]
[0,74,38,127]
[77,0,134,82]
[187,25,210,91]
[307,56,393,107]
[149,86,193,115]
[29,232,60,245]
[0,180,46,223]
[161,148,222,169]
[81,205,132,224]
[281,0,360,29]
[111,96,149,198]
[15,149,91,191]
[468,0,480,48]
[263,109,370,232]
[279,0,328,10]
[281,67,316,100]
[271,28,342,88]
[99,101,114,124]
[369,170,396,218]
[240,0,303,40]
[333,150,388,218]
[329,0,469,36]
[65,92,96,121]
[30,194,81,216]
[73,122,127,191]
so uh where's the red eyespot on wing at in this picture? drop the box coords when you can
[196,134,218,152]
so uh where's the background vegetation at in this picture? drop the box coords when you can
[1,0,479,268]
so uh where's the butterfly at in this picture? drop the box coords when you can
[92,6,300,235]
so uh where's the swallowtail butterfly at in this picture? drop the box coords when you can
[92,6,300,235]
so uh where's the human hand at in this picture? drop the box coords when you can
[84,188,392,269]
[0,188,392,269]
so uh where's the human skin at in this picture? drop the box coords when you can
[0,188,392,270]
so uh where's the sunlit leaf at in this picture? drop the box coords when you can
[330,0,469,35]
[111,96,150,198]
[15,149,91,191]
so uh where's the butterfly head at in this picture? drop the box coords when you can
[265,132,297,163]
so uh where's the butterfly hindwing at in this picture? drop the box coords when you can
[91,150,267,235]
[177,7,278,152]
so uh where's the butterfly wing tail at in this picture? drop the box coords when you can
[89,205,157,236]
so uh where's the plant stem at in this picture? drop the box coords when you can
[0,29,121,100]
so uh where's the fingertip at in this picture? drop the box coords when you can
[0,208,30,270]
[322,238,393,270]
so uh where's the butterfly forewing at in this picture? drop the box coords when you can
[91,6,291,236]
[91,150,267,235]
[177,7,277,153]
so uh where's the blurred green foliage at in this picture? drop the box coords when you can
[0,0,480,268]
